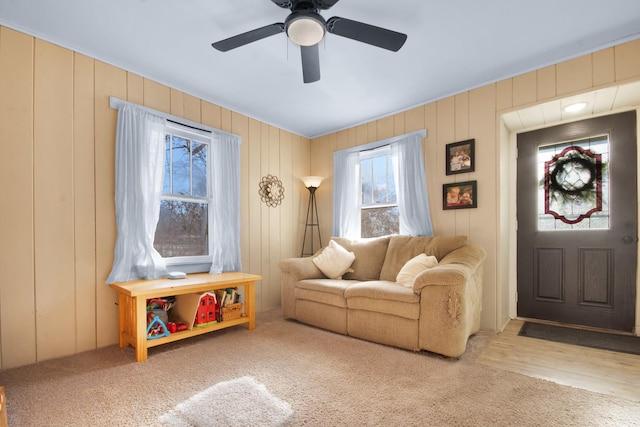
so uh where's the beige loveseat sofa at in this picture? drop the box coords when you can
[279,235,486,357]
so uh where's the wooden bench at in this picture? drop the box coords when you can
[0,386,7,427]
[110,272,261,362]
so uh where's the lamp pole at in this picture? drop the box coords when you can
[301,176,323,256]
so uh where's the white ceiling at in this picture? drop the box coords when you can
[1,0,640,138]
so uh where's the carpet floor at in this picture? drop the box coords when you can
[519,321,640,355]
[159,376,293,426]
[1,309,640,426]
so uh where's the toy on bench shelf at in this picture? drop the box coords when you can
[166,321,189,333]
[146,311,170,339]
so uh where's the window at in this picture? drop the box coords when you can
[359,146,399,237]
[107,99,241,283]
[154,123,211,263]
[537,135,609,231]
[333,130,432,239]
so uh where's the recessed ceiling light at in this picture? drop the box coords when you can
[563,102,587,113]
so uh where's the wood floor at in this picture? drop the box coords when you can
[478,319,640,402]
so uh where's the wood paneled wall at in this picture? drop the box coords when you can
[0,26,310,369]
[310,38,640,332]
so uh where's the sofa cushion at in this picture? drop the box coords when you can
[296,278,354,296]
[379,235,467,281]
[427,235,468,260]
[295,278,355,308]
[332,235,390,281]
[312,240,355,279]
[345,280,420,303]
[345,281,420,320]
[295,288,348,308]
[396,253,439,287]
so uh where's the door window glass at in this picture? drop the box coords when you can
[537,136,609,230]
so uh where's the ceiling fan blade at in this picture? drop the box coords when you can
[326,17,407,52]
[314,0,340,9]
[271,0,293,8]
[301,44,320,83]
[212,23,285,52]
[272,0,339,10]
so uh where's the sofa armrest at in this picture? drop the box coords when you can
[412,243,486,292]
[279,256,325,319]
[278,257,325,281]
[413,243,486,357]
[412,264,467,291]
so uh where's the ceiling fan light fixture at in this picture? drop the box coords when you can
[286,12,326,46]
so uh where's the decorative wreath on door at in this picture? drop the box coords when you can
[259,174,285,207]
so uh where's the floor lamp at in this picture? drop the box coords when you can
[301,176,323,256]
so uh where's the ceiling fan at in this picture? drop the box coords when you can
[211,0,407,83]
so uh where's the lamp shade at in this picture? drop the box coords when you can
[301,176,323,188]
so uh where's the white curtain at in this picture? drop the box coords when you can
[209,133,242,274]
[106,104,168,283]
[391,134,434,236]
[332,149,361,238]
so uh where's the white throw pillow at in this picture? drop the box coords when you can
[312,240,356,279]
[396,253,439,287]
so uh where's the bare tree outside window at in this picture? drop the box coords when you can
[361,206,399,237]
[155,200,208,257]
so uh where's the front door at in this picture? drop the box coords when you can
[517,111,637,331]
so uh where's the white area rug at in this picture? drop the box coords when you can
[159,376,293,427]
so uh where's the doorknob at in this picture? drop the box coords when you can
[622,235,636,244]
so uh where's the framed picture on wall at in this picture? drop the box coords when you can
[443,181,477,210]
[445,139,475,175]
